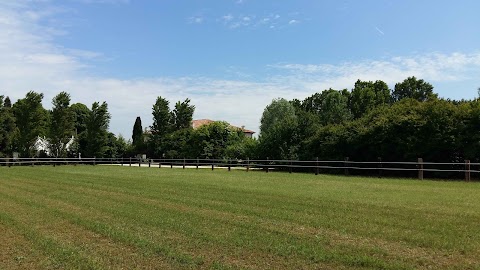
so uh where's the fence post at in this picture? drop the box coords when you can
[418,158,423,180]
[8,157,11,168]
[266,157,269,173]
[378,157,382,178]
[129,157,131,167]
[290,160,292,174]
[53,157,56,167]
[315,157,319,175]
[183,158,185,169]
[246,158,250,172]
[159,159,161,168]
[465,160,471,181]
[149,159,151,168]
[228,159,231,172]
[196,158,199,170]
[344,157,349,175]
[212,161,214,171]
[139,157,141,167]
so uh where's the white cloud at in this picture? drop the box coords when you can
[269,52,480,92]
[221,14,233,22]
[217,13,299,30]
[188,16,204,24]
[2,2,480,138]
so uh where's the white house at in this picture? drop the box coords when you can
[33,136,75,157]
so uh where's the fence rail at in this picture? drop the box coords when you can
[0,157,478,181]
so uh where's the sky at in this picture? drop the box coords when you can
[1,0,480,138]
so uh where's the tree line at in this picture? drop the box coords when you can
[130,97,255,159]
[257,76,480,163]
[1,76,478,162]
[0,91,117,158]
[0,92,255,159]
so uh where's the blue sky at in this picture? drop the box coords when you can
[1,0,480,137]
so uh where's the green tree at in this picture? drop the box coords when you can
[190,121,246,159]
[350,80,390,118]
[260,98,297,137]
[320,90,352,125]
[49,92,75,157]
[171,98,195,131]
[70,103,91,157]
[150,96,172,157]
[4,96,11,108]
[259,98,299,159]
[85,102,110,158]
[0,96,17,157]
[13,91,48,157]
[392,76,437,102]
[162,128,193,159]
[104,132,129,158]
[132,116,144,153]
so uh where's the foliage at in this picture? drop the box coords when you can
[392,76,437,102]
[85,102,111,158]
[49,92,75,157]
[69,103,91,157]
[162,128,193,159]
[260,98,296,137]
[150,96,171,157]
[0,96,17,157]
[189,121,248,159]
[131,116,144,154]
[350,80,390,118]
[12,91,49,157]
[105,132,128,158]
[171,98,195,131]
[258,99,300,160]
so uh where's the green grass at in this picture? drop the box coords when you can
[0,166,479,269]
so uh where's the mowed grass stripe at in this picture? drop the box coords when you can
[0,173,344,269]
[0,189,179,270]
[0,184,221,269]
[0,166,479,269]
[0,223,56,270]
[0,167,474,268]
[5,167,479,252]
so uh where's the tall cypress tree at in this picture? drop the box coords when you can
[132,116,143,153]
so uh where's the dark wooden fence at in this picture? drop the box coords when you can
[1,157,478,181]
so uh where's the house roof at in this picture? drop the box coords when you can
[192,119,255,134]
[192,119,214,129]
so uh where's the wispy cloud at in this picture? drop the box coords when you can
[375,26,384,35]
[221,14,233,22]
[188,16,204,24]
[217,13,292,30]
[269,52,480,91]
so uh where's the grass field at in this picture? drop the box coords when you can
[0,166,479,270]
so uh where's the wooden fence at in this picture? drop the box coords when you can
[1,157,478,181]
